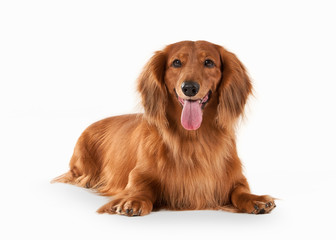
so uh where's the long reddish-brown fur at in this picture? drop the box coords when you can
[52,41,275,216]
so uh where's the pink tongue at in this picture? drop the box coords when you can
[181,100,203,130]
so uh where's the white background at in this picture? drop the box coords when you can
[1,0,335,239]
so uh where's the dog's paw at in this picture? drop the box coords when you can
[97,197,153,217]
[235,194,276,214]
[250,199,276,214]
[248,195,276,214]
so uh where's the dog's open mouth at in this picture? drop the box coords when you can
[174,90,212,131]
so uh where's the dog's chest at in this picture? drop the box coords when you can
[160,161,230,208]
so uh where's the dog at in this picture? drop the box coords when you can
[52,40,275,216]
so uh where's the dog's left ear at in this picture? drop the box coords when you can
[215,46,253,128]
[137,50,168,127]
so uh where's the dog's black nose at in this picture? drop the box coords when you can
[181,81,200,97]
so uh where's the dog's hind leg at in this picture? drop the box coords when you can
[51,155,89,187]
[51,136,100,189]
[51,170,75,184]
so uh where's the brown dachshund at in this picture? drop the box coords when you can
[52,41,275,216]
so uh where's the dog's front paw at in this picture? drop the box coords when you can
[97,197,153,217]
[250,196,276,214]
[246,195,276,214]
[234,194,276,214]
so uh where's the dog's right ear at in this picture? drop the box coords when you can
[137,51,168,127]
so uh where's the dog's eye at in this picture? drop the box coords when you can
[204,59,215,68]
[172,59,182,68]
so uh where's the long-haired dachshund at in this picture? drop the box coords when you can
[52,41,275,216]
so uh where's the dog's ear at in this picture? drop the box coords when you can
[137,50,168,126]
[215,46,253,128]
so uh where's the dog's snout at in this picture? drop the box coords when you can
[181,81,200,97]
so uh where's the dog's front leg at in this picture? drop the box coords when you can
[97,170,158,216]
[230,178,276,214]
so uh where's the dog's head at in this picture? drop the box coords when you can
[138,41,252,130]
